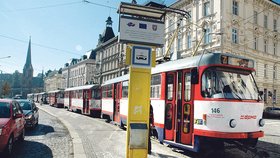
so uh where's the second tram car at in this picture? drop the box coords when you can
[101,53,265,152]
[48,90,64,108]
[65,85,101,116]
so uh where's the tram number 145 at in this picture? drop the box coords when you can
[211,108,220,113]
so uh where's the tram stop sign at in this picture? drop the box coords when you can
[118,2,165,158]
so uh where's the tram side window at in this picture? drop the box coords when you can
[167,74,174,100]
[122,81,129,98]
[107,85,113,98]
[78,90,82,99]
[183,104,190,133]
[92,88,101,99]
[185,73,191,101]
[102,87,107,98]
[150,74,161,98]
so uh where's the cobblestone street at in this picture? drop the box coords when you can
[10,109,73,158]
[37,105,280,158]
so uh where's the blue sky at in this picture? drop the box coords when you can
[0,0,175,75]
[0,0,279,75]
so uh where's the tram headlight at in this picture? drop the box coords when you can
[259,119,265,127]
[229,119,237,128]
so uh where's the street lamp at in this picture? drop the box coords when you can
[0,56,11,59]
[272,61,280,107]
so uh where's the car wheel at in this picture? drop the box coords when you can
[4,136,13,156]
[19,128,25,142]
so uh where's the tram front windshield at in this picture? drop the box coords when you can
[201,67,258,100]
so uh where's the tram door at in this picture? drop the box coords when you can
[176,70,193,145]
[114,83,121,123]
[165,72,177,140]
[69,91,72,110]
[83,90,89,114]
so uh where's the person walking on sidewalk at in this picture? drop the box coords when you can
[148,102,154,155]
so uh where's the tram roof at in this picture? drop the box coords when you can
[153,52,253,74]
[102,53,253,85]
[64,84,99,91]
[48,89,64,93]
[102,74,129,86]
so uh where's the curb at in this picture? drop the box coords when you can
[38,105,86,158]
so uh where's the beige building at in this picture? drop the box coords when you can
[44,70,64,92]
[62,50,96,88]
[94,17,127,84]
[160,0,280,106]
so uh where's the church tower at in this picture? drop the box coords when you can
[22,37,34,96]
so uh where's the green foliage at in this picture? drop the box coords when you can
[2,82,11,97]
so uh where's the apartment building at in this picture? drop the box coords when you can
[162,0,280,106]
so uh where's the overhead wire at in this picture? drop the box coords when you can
[0,34,82,56]
[0,1,83,12]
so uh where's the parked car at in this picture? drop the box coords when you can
[17,100,39,128]
[0,99,25,156]
[263,106,280,119]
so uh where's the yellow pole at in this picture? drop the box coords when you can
[125,45,154,158]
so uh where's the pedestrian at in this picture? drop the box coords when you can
[148,102,154,155]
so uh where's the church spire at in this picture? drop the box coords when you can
[24,37,32,68]
[106,16,113,27]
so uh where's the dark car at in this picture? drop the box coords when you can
[0,99,25,156]
[263,106,280,119]
[17,100,39,128]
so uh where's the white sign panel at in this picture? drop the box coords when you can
[132,46,151,68]
[119,17,164,46]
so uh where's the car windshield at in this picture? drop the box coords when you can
[201,67,259,100]
[19,102,32,110]
[0,102,10,118]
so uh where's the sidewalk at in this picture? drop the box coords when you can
[38,104,190,158]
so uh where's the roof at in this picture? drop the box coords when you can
[102,52,254,85]
[65,84,99,92]
[153,52,253,74]
[102,74,129,86]
[48,90,64,93]
[0,99,13,103]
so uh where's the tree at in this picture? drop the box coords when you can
[45,70,52,77]
[12,70,22,88]
[2,82,11,97]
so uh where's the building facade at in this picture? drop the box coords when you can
[62,50,96,88]
[94,17,127,84]
[161,0,280,106]
[44,70,64,92]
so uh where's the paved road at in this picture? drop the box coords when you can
[38,104,280,158]
[9,109,73,158]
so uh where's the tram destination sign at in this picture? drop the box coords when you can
[119,16,164,46]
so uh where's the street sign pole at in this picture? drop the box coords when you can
[125,44,155,158]
[117,3,165,157]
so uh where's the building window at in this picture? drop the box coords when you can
[232,0,238,16]
[169,19,174,32]
[254,37,258,50]
[204,27,211,44]
[273,66,277,79]
[254,11,258,24]
[187,32,192,49]
[177,34,182,51]
[255,62,258,76]
[264,88,267,103]
[273,19,277,32]
[203,1,210,16]
[273,89,277,104]
[274,43,277,55]
[264,15,268,29]
[264,40,268,53]
[264,64,267,78]
[232,28,238,44]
